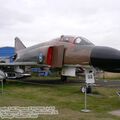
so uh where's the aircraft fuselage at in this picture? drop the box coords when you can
[15,35,120,73]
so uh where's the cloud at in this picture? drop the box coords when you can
[0,0,33,28]
[0,0,120,50]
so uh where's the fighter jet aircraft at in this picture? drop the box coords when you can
[0,35,120,84]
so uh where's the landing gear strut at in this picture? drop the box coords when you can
[81,69,95,94]
[61,75,68,82]
[3,79,6,84]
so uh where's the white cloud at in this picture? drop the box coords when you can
[0,0,120,50]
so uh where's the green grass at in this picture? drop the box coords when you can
[0,80,120,120]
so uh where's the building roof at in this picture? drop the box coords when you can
[0,46,15,57]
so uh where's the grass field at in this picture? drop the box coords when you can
[0,79,120,120]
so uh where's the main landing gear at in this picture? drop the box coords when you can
[0,70,6,83]
[81,85,92,94]
[61,75,68,82]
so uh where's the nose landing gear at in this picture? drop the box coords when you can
[81,85,92,94]
[81,69,95,94]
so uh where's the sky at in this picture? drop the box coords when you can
[0,0,120,50]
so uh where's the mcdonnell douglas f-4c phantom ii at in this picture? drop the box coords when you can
[0,35,120,91]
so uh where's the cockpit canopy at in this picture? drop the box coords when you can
[59,35,94,45]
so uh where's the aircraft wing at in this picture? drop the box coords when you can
[63,64,91,69]
[0,62,50,67]
[0,62,48,67]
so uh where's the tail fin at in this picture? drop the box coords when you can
[15,37,26,52]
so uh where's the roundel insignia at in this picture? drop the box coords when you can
[39,53,44,63]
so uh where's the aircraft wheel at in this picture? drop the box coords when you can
[61,75,67,82]
[86,85,92,94]
[81,85,92,93]
[81,86,86,93]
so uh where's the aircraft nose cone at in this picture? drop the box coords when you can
[90,46,120,72]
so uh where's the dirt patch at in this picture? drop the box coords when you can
[109,110,120,117]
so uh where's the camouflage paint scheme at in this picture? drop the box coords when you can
[15,35,94,65]
[12,35,120,72]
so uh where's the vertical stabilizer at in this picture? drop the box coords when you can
[15,37,26,52]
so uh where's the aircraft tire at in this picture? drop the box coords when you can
[81,85,92,94]
[81,86,86,93]
[86,85,92,94]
